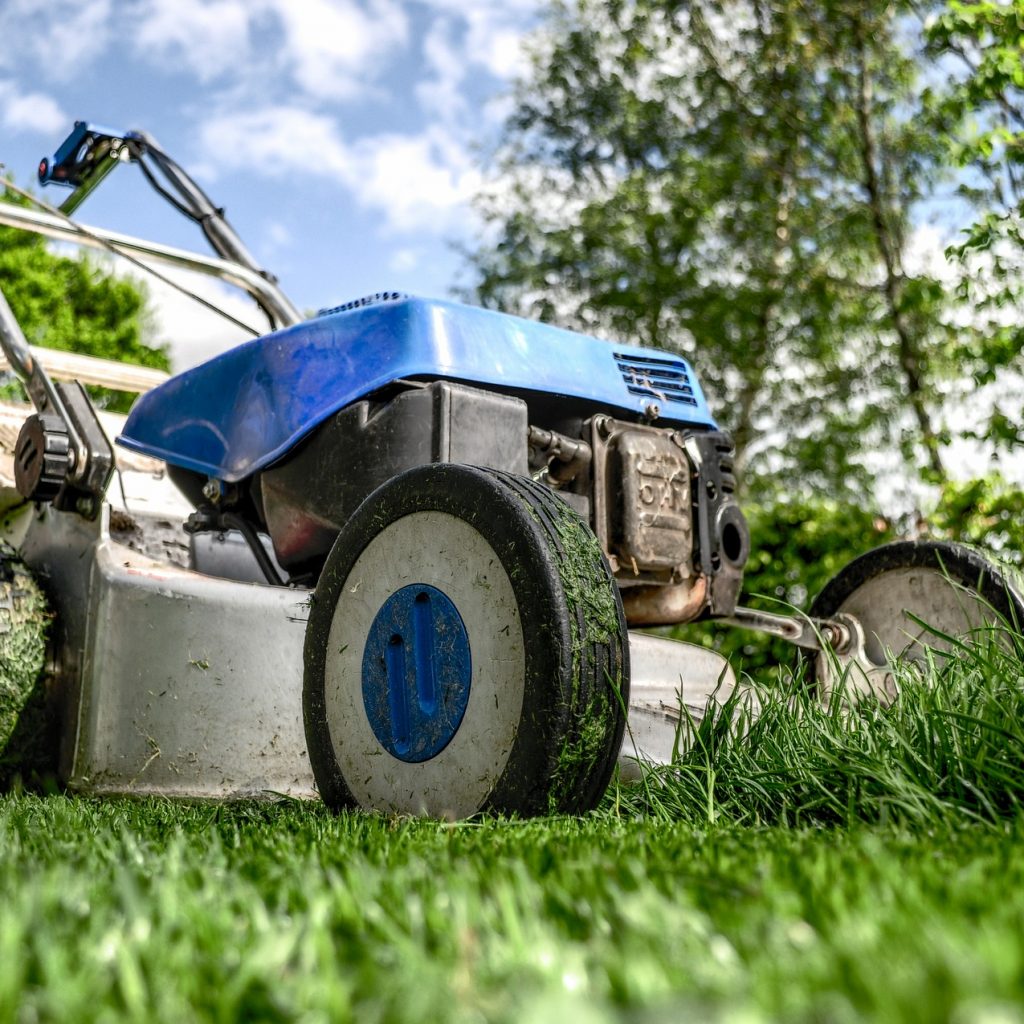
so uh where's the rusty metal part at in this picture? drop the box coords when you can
[621,575,708,627]
[613,430,691,573]
[723,605,852,652]
[527,425,592,485]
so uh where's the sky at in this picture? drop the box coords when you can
[0,0,541,368]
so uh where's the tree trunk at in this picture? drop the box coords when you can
[852,20,946,480]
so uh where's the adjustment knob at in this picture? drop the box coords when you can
[14,413,71,502]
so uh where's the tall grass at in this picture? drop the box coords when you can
[613,622,1024,828]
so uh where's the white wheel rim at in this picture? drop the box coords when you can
[836,567,995,662]
[323,510,525,816]
[816,566,1000,700]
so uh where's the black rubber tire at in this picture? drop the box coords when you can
[807,540,1024,687]
[303,464,629,817]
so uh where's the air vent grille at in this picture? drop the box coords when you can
[614,353,697,407]
[317,292,409,318]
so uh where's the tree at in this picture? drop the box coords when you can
[926,0,1024,456]
[0,190,169,414]
[467,0,958,498]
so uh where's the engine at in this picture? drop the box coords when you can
[250,379,749,625]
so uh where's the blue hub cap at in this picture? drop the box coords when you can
[361,584,472,763]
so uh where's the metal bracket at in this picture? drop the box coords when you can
[723,605,852,652]
[0,285,113,517]
[37,121,137,214]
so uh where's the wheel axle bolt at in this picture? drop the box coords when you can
[822,623,850,653]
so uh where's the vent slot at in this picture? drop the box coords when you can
[318,292,409,318]
[614,353,697,407]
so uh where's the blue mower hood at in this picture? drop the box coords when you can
[118,296,716,482]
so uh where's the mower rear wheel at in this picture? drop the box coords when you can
[303,464,628,818]
[808,540,1023,701]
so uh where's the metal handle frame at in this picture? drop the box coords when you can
[0,201,299,333]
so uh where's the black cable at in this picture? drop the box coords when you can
[221,512,286,587]
[146,144,224,220]
[136,154,202,222]
[138,145,281,329]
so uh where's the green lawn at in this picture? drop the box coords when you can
[2,628,1023,1022]
[1,797,1022,1022]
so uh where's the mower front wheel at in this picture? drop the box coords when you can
[302,464,628,818]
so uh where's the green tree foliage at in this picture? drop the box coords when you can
[929,472,1024,565]
[468,0,959,495]
[0,191,169,414]
[926,1,1024,455]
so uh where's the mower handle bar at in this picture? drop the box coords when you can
[0,201,300,332]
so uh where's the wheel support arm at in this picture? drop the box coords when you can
[722,606,852,652]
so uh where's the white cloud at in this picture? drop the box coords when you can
[129,0,409,101]
[415,19,467,125]
[131,0,254,82]
[56,1,544,242]
[0,81,68,135]
[0,0,113,78]
[265,0,410,101]
[197,104,481,234]
[346,128,482,233]
[389,247,420,272]
[464,15,531,80]
[196,106,351,180]
[418,0,540,78]
[264,221,293,249]
[904,223,956,281]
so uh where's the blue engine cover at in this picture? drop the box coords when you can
[118,296,716,482]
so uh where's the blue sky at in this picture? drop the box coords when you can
[0,0,541,367]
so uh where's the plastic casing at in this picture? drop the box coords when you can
[118,297,717,482]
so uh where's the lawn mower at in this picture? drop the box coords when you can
[0,121,1020,817]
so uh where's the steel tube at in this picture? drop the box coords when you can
[0,202,301,330]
